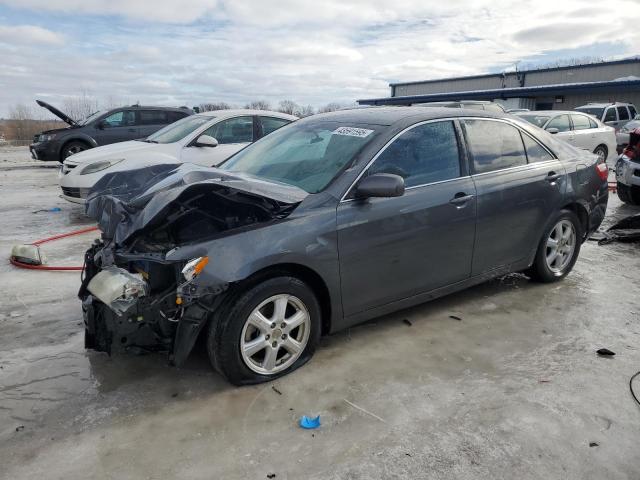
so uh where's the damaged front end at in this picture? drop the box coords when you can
[79,163,306,365]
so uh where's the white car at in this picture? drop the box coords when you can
[516,111,616,164]
[59,110,297,204]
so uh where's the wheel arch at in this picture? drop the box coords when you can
[560,201,589,241]
[239,263,333,335]
[57,136,96,161]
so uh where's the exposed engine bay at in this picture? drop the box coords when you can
[79,163,306,364]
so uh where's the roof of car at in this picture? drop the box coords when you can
[125,105,192,111]
[577,102,633,108]
[517,110,592,116]
[195,109,298,120]
[304,106,506,126]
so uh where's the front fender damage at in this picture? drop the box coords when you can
[79,163,305,366]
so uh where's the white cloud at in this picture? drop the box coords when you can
[0,24,64,45]
[0,0,639,117]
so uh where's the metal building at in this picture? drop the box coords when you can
[358,58,640,111]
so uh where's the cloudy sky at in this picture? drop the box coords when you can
[0,0,639,118]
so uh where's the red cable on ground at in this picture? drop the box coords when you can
[10,226,100,271]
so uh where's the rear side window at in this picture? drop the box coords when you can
[571,114,593,131]
[464,119,527,174]
[203,116,254,144]
[617,106,630,121]
[604,108,617,122]
[629,105,637,118]
[546,115,571,132]
[138,110,168,125]
[522,133,554,163]
[260,117,291,137]
[368,121,461,187]
[168,111,189,123]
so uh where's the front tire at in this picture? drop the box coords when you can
[617,182,640,205]
[528,210,581,283]
[207,276,321,385]
[60,141,89,162]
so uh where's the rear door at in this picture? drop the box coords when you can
[180,115,255,166]
[616,106,630,131]
[463,118,564,275]
[95,109,138,145]
[545,114,574,145]
[257,116,292,139]
[603,107,618,129]
[569,114,597,151]
[337,120,477,316]
[137,110,169,138]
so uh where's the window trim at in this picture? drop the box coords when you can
[340,118,466,202]
[462,117,555,175]
[604,107,618,123]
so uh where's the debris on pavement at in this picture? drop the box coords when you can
[271,386,282,395]
[589,442,599,447]
[299,415,321,429]
[15,425,24,432]
[596,348,616,356]
[449,315,462,321]
[591,214,640,244]
[402,318,412,326]
[32,207,61,213]
[267,474,277,479]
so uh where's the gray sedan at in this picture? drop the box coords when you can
[80,107,609,385]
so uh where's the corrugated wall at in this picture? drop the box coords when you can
[392,61,640,97]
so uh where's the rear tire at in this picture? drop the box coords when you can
[207,276,321,385]
[60,141,89,162]
[617,182,640,205]
[527,210,581,283]
[593,145,608,164]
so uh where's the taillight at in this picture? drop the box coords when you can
[596,162,609,181]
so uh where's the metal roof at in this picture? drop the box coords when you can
[358,79,640,106]
[388,57,640,88]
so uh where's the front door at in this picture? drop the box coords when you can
[463,118,565,275]
[95,110,138,145]
[337,120,477,317]
[181,116,254,166]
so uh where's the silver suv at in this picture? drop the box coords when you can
[575,102,637,130]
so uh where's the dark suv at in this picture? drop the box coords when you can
[30,101,193,162]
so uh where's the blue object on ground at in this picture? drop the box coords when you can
[299,415,321,429]
[50,207,62,212]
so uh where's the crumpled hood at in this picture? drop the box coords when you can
[85,163,308,245]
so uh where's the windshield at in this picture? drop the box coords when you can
[575,106,604,118]
[80,110,107,125]
[146,115,212,144]
[220,121,381,193]
[517,114,552,128]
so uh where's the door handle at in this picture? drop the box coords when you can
[546,171,561,182]
[449,193,474,206]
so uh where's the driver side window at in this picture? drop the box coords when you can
[202,116,254,144]
[102,110,135,127]
[368,121,461,188]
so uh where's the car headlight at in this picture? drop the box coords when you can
[80,158,124,175]
[181,257,209,282]
[39,133,56,142]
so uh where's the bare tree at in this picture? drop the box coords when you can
[5,103,62,141]
[61,92,99,122]
[317,102,344,113]
[298,105,315,117]
[199,102,232,111]
[244,100,271,111]
[277,99,301,115]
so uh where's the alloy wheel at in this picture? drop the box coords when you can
[545,219,576,273]
[240,294,311,375]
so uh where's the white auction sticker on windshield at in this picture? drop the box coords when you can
[332,126,374,138]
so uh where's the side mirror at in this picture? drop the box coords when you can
[194,135,218,147]
[355,173,405,199]
[96,121,106,130]
[546,127,559,134]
